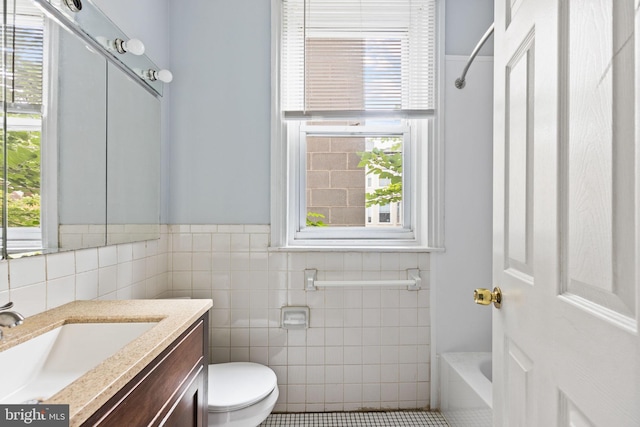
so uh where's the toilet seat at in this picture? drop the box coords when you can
[208,362,278,413]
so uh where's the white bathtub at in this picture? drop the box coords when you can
[439,352,492,427]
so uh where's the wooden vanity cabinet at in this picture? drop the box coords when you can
[82,312,209,427]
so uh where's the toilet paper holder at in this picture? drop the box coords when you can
[281,306,310,329]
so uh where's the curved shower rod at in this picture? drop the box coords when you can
[455,22,495,89]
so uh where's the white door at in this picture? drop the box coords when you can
[492,0,640,425]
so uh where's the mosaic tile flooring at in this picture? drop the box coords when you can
[260,411,450,426]
[441,408,492,427]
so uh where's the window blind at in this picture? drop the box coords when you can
[281,0,437,117]
[1,2,44,113]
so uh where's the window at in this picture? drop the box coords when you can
[1,2,46,253]
[272,0,442,249]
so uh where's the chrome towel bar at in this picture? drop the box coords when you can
[304,269,421,291]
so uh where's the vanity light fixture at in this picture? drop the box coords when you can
[63,0,82,12]
[144,69,173,83]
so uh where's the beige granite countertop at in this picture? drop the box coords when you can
[0,299,212,426]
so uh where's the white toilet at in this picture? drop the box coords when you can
[207,362,279,427]
[165,298,278,426]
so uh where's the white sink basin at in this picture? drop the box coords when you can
[0,322,157,404]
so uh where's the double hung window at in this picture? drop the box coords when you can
[272,0,441,248]
[1,1,45,252]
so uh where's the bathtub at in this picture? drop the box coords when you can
[439,352,492,427]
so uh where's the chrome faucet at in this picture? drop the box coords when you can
[0,302,24,340]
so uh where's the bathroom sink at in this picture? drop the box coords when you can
[0,322,157,404]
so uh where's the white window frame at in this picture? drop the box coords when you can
[291,121,419,241]
[270,0,445,251]
[3,15,58,255]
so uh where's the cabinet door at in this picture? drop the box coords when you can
[83,315,208,427]
[160,368,205,427]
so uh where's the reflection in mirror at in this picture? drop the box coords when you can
[55,26,107,250]
[2,0,45,254]
[0,109,3,259]
[106,63,160,245]
[0,0,163,258]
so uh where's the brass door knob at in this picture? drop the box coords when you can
[474,287,502,308]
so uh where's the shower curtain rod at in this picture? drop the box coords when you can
[455,22,495,89]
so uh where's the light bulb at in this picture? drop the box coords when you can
[156,69,173,83]
[146,69,173,83]
[123,39,145,56]
[114,38,145,55]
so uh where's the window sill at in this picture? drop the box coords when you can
[268,245,444,253]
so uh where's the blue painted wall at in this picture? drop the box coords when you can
[166,0,493,224]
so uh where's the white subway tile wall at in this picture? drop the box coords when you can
[0,226,172,317]
[166,225,431,413]
[0,224,431,413]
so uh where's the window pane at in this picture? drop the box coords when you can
[1,3,44,108]
[1,1,45,253]
[281,0,437,113]
[7,116,41,228]
[306,133,403,228]
[379,204,391,223]
[305,37,403,111]
[0,113,3,256]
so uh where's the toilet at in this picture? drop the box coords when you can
[164,298,278,426]
[207,362,279,427]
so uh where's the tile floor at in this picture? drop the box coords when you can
[260,411,450,426]
[441,408,492,427]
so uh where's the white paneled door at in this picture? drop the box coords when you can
[492,0,640,425]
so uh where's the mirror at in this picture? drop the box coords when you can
[55,25,108,250]
[1,0,162,257]
[106,62,161,246]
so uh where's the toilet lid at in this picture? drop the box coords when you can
[208,362,278,412]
